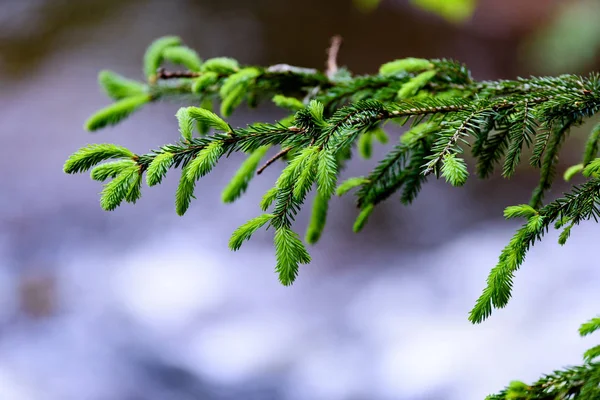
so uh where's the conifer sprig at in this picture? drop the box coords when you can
[67,36,600,325]
[488,317,600,399]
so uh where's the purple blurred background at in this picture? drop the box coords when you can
[1,1,599,399]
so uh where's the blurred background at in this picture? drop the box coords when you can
[1,0,600,399]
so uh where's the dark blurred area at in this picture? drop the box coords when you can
[1,1,599,399]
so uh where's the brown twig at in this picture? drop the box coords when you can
[156,67,201,80]
[257,147,292,175]
[326,35,343,79]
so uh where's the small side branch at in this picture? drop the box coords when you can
[156,68,201,80]
[257,147,292,175]
[326,35,343,79]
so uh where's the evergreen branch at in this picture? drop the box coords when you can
[67,36,600,317]
[583,123,600,166]
[85,95,151,131]
[502,100,536,177]
[470,178,600,324]
[424,107,484,175]
[98,70,147,100]
[580,317,600,337]
[229,213,273,251]
[64,144,136,174]
[488,363,600,400]
[530,121,573,208]
[144,36,181,81]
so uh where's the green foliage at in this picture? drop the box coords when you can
[558,222,573,245]
[175,165,196,216]
[274,227,311,285]
[305,191,329,244]
[357,131,373,158]
[470,177,600,323]
[192,72,219,93]
[64,144,135,174]
[353,203,374,232]
[162,46,202,71]
[220,67,261,117]
[222,146,270,203]
[488,317,600,399]
[583,345,600,363]
[98,70,146,100]
[397,70,437,99]
[584,123,600,166]
[526,0,600,74]
[272,95,305,111]
[260,186,278,211]
[186,141,223,182]
[220,68,261,99]
[146,152,174,186]
[292,148,319,200]
[195,99,215,135]
[353,0,478,22]
[580,316,600,336]
[583,158,600,177]
[85,95,150,131]
[125,172,143,204]
[564,163,584,181]
[336,177,368,196]
[440,153,468,186]
[144,36,181,80]
[503,204,537,220]
[91,160,136,182]
[68,37,600,328]
[357,127,390,159]
[411,0,477,23]
[352,0,381,13]
[99,163,141,211]
[316,149,338,198]
[186,106,231,132]
[371,127,389,144]
[229,213,273,251]
[502,102,537,178]
[201,57,239,74]
[530,123,572,208]
[379,58,434,76]
[176,107,195,141]
[275,147,316,189]
[307,100,327,128]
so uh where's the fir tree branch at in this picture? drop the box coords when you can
[67,36,600,311]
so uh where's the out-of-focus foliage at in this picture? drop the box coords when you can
[353,0,478,23]
[525,0,600,74]
[410,0,477,23]
[352,0,381,13]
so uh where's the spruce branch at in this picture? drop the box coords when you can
[67,36,600,321]
[469,178,600,324]
[488,317,600,399]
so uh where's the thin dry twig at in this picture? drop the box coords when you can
[257,147,292,175]
[156,67,201,79]
[326,35,343,79]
